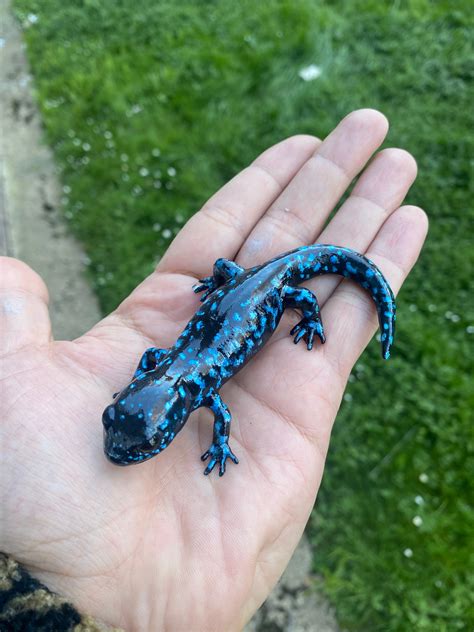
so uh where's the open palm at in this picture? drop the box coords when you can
[0,110,427,631]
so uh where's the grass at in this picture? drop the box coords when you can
[13,1,473,630]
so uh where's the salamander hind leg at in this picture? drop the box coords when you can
[282,286,326,350]
[201,393,239,477]
[193,258,244,302]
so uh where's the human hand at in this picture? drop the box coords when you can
[0,110,427,631]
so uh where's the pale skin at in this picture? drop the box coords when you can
[0,110,428,631]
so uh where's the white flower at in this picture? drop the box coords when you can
[412,515,423,527]
[419,473,429,484]
[403,548,413,558]
[298,64,322,82]
[127,104,142,117]
[167,167,177,177]
[25,13,39,27]
[152,148,161,157]
[139,167,149,177]
[162,228,172,239]
[414,495,424,506]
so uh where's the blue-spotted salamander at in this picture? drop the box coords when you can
[102,245,395,476]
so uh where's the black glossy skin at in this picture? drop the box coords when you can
[102,245,396,476]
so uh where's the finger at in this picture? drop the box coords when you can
[0,257,52,355]
[159,135,320,278]
[321,205,429,380]
[237,109,389,266]
[305,147,418,306]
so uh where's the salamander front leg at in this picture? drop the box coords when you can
[201,393,239,476]
[194,258,244,301]
[282,286,326,350]
[133,347,169,379]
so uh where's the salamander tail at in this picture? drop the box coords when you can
[315,246,396,359]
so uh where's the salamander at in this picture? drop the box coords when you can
[102,245,396,476]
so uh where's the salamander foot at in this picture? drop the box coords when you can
[201,442,239,477]
[193,276,218,302]
[290,317,326,350]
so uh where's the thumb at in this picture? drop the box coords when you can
[0,257,52,355]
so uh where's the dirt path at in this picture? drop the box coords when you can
[0,0,101,340]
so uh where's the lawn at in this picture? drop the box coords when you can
[13,1,473,630]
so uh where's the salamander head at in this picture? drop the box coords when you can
[102,376,193,465]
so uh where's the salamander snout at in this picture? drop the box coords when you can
[102,377,194,466]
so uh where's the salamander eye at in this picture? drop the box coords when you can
[141,435,159,453]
